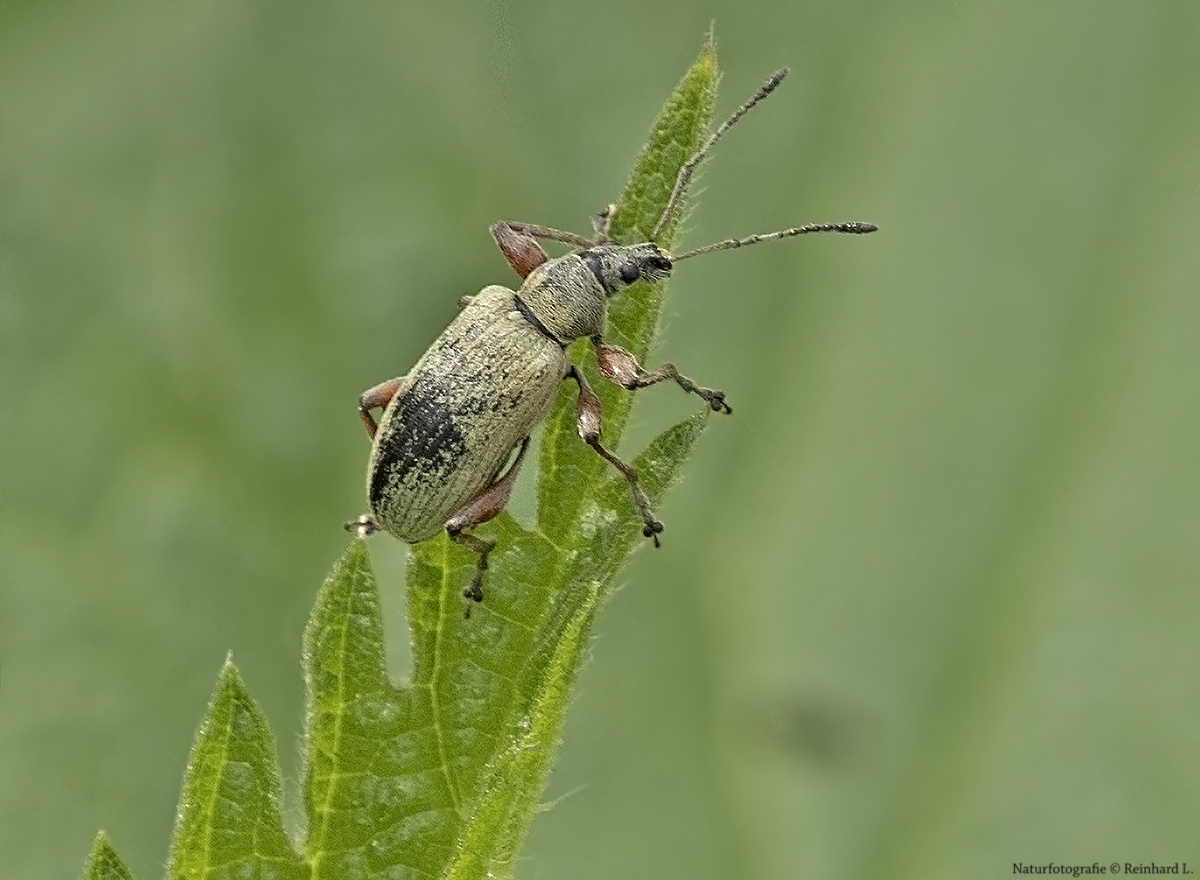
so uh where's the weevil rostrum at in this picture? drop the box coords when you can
[345,68,876,613]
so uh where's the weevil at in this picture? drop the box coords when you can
[345,68,876,613]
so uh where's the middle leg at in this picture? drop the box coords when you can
[568,365,664,545]
[357,375,408,438]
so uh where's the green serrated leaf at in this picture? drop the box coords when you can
[297,40,724,880]
[94,39,727,880]
[168,661,307,880]
[86,833,137,880]
[442,414,711,880]
[296,409,706,879]
[440,584,601,880]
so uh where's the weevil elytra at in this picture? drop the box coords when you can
[345,68,876,613]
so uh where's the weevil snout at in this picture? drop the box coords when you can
[621,243,673,287]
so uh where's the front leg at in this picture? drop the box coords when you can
[569,365,664,546]
[490,210,614,279]
[591,337,733,414]
[591,203,616,242]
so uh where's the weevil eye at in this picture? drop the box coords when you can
[619,262,639,284]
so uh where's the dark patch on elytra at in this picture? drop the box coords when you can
[369,373,468,509]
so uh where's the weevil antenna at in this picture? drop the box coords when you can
[651,68,789,243]
[670,221,878,261]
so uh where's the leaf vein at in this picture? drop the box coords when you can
[427,534,463,810]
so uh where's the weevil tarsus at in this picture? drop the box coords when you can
[591,204,616,242]
[450,529,491,617]
[344,513,381,537]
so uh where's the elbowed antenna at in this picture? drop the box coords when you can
[651,68,790,242]
[670,221,878,262]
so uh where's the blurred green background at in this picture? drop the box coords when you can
[2,0,1197,877]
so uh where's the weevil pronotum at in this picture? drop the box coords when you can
[345,68,876,613]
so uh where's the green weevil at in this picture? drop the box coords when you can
[345,68,876,612]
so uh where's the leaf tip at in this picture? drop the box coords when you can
[217,654,245,693]
[699,25,719,70]
[339,534,374,578]
[86,831,135,880]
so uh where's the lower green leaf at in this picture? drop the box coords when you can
[296,412,706,880]
[168,662,307,880]
[86,833,136,880]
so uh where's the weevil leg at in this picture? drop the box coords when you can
[591,337,733,415]
[493,220,594,255]
[568,365,664,546]
[357,376,408,439]
[343,513,380,537]
[490,222,552,279]
[591,203,616,243]
[445,436,532,613]
[450,532,492,618]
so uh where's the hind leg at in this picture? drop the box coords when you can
[445,437,531,614]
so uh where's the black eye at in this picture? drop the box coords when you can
[619,263,639,284]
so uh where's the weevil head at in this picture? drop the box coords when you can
[579,243,673,296]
